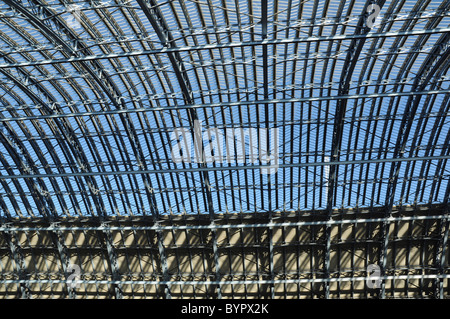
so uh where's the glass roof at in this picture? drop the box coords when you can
[0,0,449,219]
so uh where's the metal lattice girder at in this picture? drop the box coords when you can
[99,221,123,299]
[0,204,448,298]
[1,28,450,69]
[0,155,448,180]
[48,222,76,298]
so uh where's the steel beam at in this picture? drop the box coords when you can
[381,29,450,297]
[0,89,449,123]
[0,123,53,219]
[1,273,450,286]
[48,223,76,299]
[0,213,447,232]
[156,224,171,299]
[1,28,449,69]
[211,227,222,298]
[268,226,275,298]
[435,213,448,299]
[379,219,390,299]
[436,178,450,298]
[260,0,275,299]
[2,230,30,298]
[0,155,448,180]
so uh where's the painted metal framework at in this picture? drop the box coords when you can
[0,0,449,298]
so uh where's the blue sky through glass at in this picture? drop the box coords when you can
[0,0,448,218]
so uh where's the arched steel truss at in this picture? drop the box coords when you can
[0,0,449,299]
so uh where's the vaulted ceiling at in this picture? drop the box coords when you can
[0,0,449,299]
